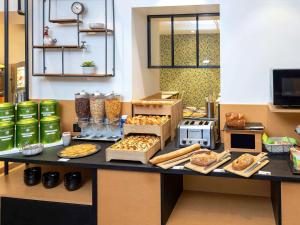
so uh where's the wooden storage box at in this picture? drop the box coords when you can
[106,140,161,164]
[224,129,263,153]
[133,99,183,140]
[123,119,171,150]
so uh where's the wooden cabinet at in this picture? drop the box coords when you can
[98,170,161,225]
[281,182,300,225]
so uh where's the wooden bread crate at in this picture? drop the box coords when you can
[133,99,183,140]
[106,140,161,164]
[123,119,171,150]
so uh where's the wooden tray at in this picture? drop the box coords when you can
[106,140,161,164]
[184,151,231,174]
[57,144,101,159]
[223,152,269,178]
[133,99,183,141]
[123,119,171,150]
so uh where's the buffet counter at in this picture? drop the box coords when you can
[0,141,299,225]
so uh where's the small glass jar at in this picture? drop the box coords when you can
[105,92,121,123]
[75,91,90,119]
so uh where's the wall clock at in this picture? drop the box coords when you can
[71,2,85,15]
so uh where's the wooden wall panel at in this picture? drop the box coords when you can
[281,182,300,225]
[98,170,161,225]
[220,104,300,143]
[184,175,271,197]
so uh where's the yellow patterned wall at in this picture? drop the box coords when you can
[160,34,220,108]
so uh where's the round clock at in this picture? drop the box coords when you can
[71,2,84,15]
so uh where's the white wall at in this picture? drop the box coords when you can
[30,0,219,101]
[132,9,160,100]
[220,0,300,104]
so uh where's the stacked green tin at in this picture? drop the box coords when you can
[40,100,59,119]
[0,103,15,122]
[16,118,39,148]
[0,121,15,151]
[17,101,38,121]
[40,116,61,144]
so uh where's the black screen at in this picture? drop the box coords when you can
[273,69,300,106]
[282,78,300,96]
[231,134,255,149]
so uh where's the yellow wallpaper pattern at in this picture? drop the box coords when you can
[160,34,220,108]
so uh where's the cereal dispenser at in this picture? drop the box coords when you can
[73,91,122,141]
[75,91,90,137]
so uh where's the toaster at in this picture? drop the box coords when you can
[177,119,218,149]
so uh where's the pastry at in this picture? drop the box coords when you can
[149,144,201,164]
[232,153,254,171]
[110,136,160,152]
[59,144,98,158]
[125,115,169,125]
[190,151,217,167]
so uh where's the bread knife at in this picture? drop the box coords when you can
[244,156,268,174]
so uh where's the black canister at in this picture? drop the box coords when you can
[24,167,41,186]
[64,172,82,191]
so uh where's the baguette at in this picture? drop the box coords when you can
[149,144,201,165]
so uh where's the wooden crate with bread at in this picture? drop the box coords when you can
[123,115,171,150]
[106,135,161,164]
[132,99,183,140]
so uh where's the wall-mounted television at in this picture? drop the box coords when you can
[273,69,300,107]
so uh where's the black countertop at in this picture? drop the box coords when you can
[0,141,299,182]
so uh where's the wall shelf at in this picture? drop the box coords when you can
[33,45,81,49]
[79,28,113,33]
[49,19,82,24]
[33,73,113,78]
[32,0,115,77]
[268,104,300,113]
[166,191,275,225]
[0,165,92,205]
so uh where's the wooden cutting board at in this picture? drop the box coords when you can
[223,152,269,178]
[156,149,206,169]
[184,151,231,174]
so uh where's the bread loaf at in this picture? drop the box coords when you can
[149,144,201,164]
[232,153,254,171]
[225,112,246,128]
[190,152,217,167]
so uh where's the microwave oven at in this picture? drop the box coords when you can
[273,69,300,107]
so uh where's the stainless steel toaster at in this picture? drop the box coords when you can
[177,119,218,149]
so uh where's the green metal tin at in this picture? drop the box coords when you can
[0,121,15,151]
[16,118,38,148]
[0,103,15,122]
[17,101,38,121]
[40,116,61,144]
[40,100,59,119]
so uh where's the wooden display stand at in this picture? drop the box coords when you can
[133,99,183,140]
[106,140,161,164]
[123,119,171,150]
[224,123,264,153]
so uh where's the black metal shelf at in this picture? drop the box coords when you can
[33,73,113,78]
[32,0,115,77]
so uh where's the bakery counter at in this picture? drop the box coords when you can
[0,141,300,225]
[0,141,298,182]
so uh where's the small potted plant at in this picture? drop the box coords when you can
[81,61,96,75]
